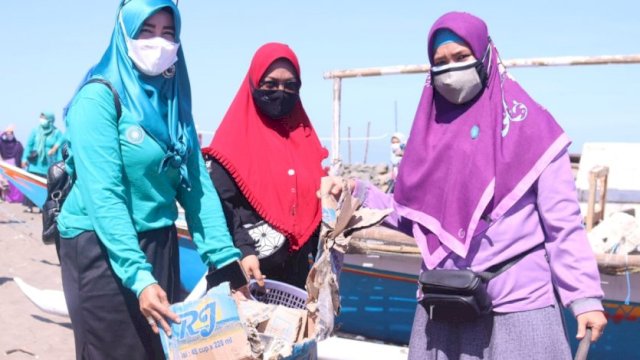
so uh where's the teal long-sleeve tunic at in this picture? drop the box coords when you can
[57,82,241,297]
[21,127,64,176]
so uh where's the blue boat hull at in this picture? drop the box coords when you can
[337,266,416,344]
[0,161,47,208]
[337,260,640,358]
[178,242,640,358]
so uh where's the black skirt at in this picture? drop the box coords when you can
[60,226,180,360]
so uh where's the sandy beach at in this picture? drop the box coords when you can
[0,201,74,359]
[0,200,410,360]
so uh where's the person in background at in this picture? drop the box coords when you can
[57,1,242,358]
[203,43,328,289]
[0,125,25,203]
[331,11,606,360]
[389,132,405,180]
[21,112,64,211]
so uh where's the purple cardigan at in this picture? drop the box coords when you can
[354,150,604,316]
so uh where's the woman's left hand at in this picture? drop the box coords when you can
[139,284,181,336]
[576,310,607,342]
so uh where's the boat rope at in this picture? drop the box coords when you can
[624,251,631,305]
[612,242,633,305]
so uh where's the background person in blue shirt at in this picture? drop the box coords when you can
[21,112,63,175]
[21,112,63,211]
[57,1,241,358]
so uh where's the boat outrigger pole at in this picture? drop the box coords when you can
[323,54,640,168]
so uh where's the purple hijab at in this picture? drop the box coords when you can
[0,132,23,161]
[393,12,570,269]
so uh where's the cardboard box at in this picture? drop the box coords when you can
[159,283,253,360]
[236,299,317,360]
[262,306,304,344]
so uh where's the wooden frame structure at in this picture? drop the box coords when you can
[323,54,640,164]
[585,165,610,232]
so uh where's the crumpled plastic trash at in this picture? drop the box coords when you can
[306,177,391,341]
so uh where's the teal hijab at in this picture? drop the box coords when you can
[89,0,194,188]
[37,112,56,162]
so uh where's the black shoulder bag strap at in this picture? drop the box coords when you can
[62,78,122,171]
[85,78,122,119]
[476,245,541,281]
[43,78,122,250]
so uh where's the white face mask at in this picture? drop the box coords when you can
[431,60,484,104]
[119,15,180,77]
[40,118,49,126]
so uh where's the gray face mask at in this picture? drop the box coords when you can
[431,60,484,104]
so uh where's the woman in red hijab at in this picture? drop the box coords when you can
[203,43,328,289]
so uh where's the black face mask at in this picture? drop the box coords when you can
[252,89,299,120]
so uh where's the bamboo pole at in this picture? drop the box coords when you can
[596,253,640,275]
[347,226,640,275]
[347,126,352,164]
[363,121,371,163]
[351,226,416,245]
[394,100,398,133]
[349,239,421,255]
[323,54,640,79]
[331,78,342,167]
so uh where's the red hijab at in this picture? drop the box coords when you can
[203,43,328,250]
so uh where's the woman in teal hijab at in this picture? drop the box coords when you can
[21,112,63,175]
[21,111,64,211]
[57,1,241,358]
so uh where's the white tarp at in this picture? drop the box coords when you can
[576,143,640,203]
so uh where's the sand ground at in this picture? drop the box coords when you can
[0,201,74,359]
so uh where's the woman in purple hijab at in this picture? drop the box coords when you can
[0,125,25,203]
[337,11,607,359]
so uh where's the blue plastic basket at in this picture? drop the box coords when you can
[249,279,308,310]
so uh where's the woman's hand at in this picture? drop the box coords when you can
[21,161,28,168]
[319,176,356,200]
[139,284,180,336]
[576,310,607,342]
[241,255,265,286]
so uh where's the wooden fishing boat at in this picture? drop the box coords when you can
[5,159,638,358]
[339,236,640,359]
[0,160,47,208]
[177,221,640,358]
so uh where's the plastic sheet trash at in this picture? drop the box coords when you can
[306,177,391,341]
[588,212,640,255]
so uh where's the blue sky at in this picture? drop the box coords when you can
[2,0,639,164]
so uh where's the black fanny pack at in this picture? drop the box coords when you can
[419,246,537,322]
[42,155,74,245]
[27,150,38,163]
